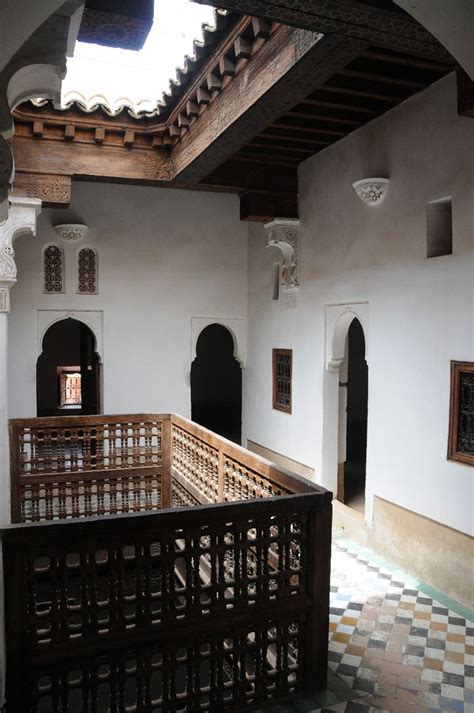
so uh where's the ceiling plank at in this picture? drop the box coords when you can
[191,0,453,61]
[170,27,368,182]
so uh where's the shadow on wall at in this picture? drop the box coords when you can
[191,323,242,444]
[36,318,100,417]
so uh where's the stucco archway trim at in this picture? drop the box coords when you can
[326,302,369,371]
[37,309,104,362]
[191,317,246,369]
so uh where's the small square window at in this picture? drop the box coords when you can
[272,349,292,414]
[427,197,452,258]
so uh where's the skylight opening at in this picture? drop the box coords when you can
[62,0,216,114]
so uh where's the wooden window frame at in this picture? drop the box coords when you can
[272,348,292,414]
[448,360,474,466]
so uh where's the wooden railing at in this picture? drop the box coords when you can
[4,413,332,713]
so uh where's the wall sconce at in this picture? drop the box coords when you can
[352,178,389,206]
[53,223,88,242]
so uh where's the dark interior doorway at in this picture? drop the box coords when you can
[191,324,242,444]
[344,318,368,512]
[36,318,101,417]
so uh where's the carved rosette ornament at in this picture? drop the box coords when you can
[0,196,41,311]
[54,223,88,243]
[264,219,300,302]
[352,178,389,206]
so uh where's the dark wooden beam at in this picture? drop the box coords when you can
[11,136,173,184]
[171,27,368,182]
[240,191,298,221]
[191,0,453,61]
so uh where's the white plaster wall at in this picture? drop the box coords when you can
[8,182,247,419]
[243,74,474,536]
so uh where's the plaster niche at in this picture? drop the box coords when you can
[190,317,246,372]
[326,302,369,372]
[37,310,104,362]
[264,219,299,308]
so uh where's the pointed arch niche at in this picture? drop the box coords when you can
[36,310,103,416]
[322,302,369,515]
[191,322,242,444]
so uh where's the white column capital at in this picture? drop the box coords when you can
[0,195,41,312]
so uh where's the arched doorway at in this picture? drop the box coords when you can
[36,318,101,417]
[191,323,242,443]
[342,318,368,511]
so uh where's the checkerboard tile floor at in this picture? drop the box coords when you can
[317,536,474,713]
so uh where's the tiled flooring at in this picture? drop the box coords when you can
[322,536,474,712]
[260,533,473,713]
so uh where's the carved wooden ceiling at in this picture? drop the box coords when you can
[11,0,466,221]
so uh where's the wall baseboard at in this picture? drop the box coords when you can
[369,496,474,611]
[246,440,315,481]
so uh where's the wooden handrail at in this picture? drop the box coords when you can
[10,412,323,523]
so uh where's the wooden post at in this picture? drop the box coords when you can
[304,499,332,691]
[217,448,225,502]
[3,535,30,711]
[161,416,172,509]
[9,422,20,524]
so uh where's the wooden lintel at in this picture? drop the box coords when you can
[12,136,172,184]
[172,27,368,183]
[191,0,453,61]
[240,191,298,222]
[11,172,71,208]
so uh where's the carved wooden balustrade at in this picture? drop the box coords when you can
[4,413,332,713]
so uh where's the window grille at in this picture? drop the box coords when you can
[43,245,64,293]
[272,348,292,413]
[78,248,97,294]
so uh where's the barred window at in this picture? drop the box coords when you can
[272,348,292,413]
[43,244,64,293]
[78,248,97,294]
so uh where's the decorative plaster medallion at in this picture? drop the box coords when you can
[54,223,88,242]
[352,178,389,206]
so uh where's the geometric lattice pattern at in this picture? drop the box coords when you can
[78,247,97,294]
[319,537,474,713]
[43,244,64,293]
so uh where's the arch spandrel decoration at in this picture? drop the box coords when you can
[36,309,104,362]
[191,317,246,370]
[325,302,369,372]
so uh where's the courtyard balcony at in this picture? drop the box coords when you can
[3,413,332,713]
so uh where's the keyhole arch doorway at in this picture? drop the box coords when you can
[191,323,242,444]
[36,317,101,417]
[337,317,368,512]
